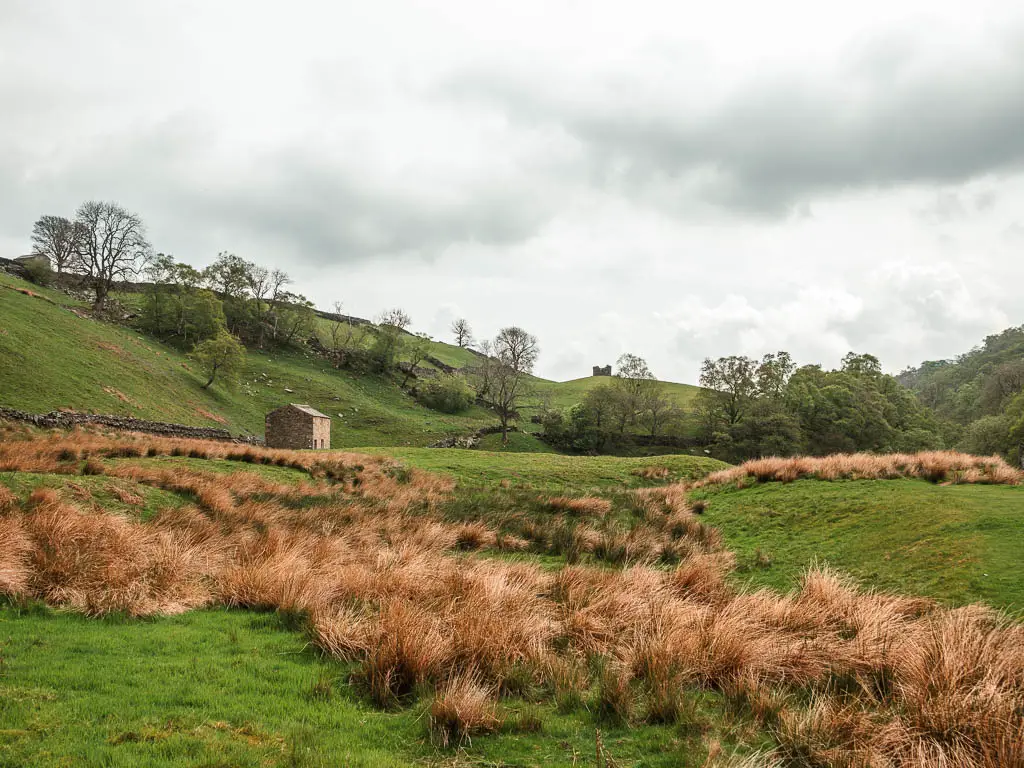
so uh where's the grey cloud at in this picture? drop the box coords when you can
[0,115,554,265]
[443,27,1024,214]
[193,152,553,262]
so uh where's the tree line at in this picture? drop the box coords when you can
[539,350,946,461]
[695,351,942,462]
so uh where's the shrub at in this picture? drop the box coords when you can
[22,257,55,287]
[416,374,476,414]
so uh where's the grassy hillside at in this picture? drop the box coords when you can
[0,273,495,446]
[2,273,707,452]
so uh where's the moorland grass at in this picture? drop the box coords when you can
[3,432,1024,766]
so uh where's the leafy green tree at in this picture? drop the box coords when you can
[193,330,245,390]
[611,353,657,435]
[185,290,228,343]
[756,351,796,399]
[697,355,758,430]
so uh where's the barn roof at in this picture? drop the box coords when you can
[288,404,330,419]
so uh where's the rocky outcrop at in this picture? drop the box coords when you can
[0,407,262,444]
[428,424,515,449]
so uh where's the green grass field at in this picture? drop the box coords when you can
[693,478,1024,611]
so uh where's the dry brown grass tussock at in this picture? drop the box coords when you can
[546,495,613,517]
[694,451,1022,489]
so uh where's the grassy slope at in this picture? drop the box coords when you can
[693,479,1024,611]
[522,377,704,443]
[0,274,495,447]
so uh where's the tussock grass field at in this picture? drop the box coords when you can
[2,425,1024,766]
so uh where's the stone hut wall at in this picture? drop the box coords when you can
[311,416,330,450]
[265,407,330,449]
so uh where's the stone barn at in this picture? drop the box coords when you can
[265,404,331,450]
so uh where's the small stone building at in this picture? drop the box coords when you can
[265,404,331,450]
[592,364,612,377]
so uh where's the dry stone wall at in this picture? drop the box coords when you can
[0,407,262,444]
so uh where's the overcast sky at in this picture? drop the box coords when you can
[3,1,1023,382]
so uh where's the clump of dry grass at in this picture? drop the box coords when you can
[546,496,613,517]
[633,466,670,480]
[0,484,18,513]
[0,516,31,595]
[428,674,502,747]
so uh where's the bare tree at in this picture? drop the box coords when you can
[245,263,272,346]
[267,269,294,342]
[377,308,411,331]
[641,388,679,440]
[74,201,151,308]
[491,326,539,444]
[451,317,473,348]
[30,215,83,277]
